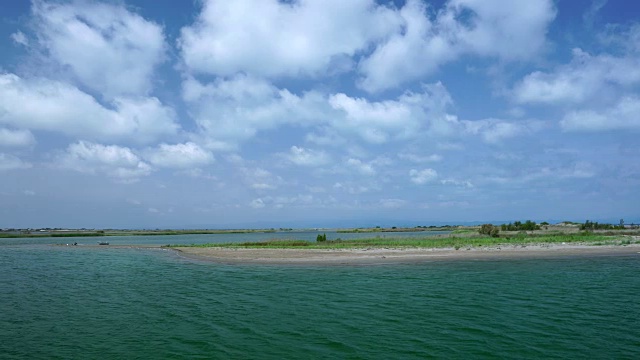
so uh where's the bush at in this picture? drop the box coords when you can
[501,220,541,231]
[479,224,500,237]
[316,233,327,242]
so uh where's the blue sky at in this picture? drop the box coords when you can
[1,0,638,228]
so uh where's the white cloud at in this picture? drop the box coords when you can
[185,76,457,149]
[176,168,218,181]
[249,198,266,209]
[305,128,347,147]
[583,0,608,28]
[144,142,214,169]
[358,0,457,92]
[57,141,152,182]
[409,168,438,184]
[328,82,451,144]
[0,128,35,147]
[249,194,316,209]
[440,179,473,188]
[0,74,179,144]
[32,0,166,98]
[598,23,640,53]
[462,119,543,143]
[514,48,640,104]
[398,153,442,163]
[329,93,417,143]
[179,0,400,77]
[379,198,406,209]
[359,0,556,92]
[284,146,330,166]
[0,153,32,171]
[23,190,36,196]
[183,75,325,150]
[239,167,284,191]
[447,0,556,60]
[11,31,29,46]
[346,158,376,176]
[561,96,640,131]
[334,181,378,194]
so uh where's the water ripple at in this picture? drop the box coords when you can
[1,246,639,358]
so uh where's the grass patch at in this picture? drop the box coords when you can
[170,232,635,249]
[451,229,476,234]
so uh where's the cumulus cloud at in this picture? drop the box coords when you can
[358,0,556,91]
[561,96,640,131]
[183,75,325,150]
[329,93,418,143]
[346,158,376,176]
[447,0,556,59]
[179,0,555,92]
[329,82,452,144]
[144,142,214,169]
[239,167,284,191]
[0,153,32,171]
[184,76,458,149]
[284,146,330,166]
[179,0,400,77]
[31,0,166,97]
[513,48,640,104]
[0,128,35,147]
[409,168,438,184]
[57,141,152,182]
[357,0,457,92]
[0,74,179,144]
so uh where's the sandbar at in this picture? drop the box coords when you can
[172,243,640,265]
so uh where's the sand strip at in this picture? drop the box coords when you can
[172,244,640,265]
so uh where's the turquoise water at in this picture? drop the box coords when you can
[2,236,639,359]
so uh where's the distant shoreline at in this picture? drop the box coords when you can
[172,243,640,265]
[0,226,454,238]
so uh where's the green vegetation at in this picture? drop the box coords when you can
[451,229,475,234]
[316,233,327,242]
[169,232,637,250]
[337,226,453,233]
[580,220,625,231]
[500,220,540,231]
[479,224,500,237]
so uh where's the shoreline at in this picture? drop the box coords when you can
[172,243,640,265]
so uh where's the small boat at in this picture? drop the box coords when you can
[98,241,109,245]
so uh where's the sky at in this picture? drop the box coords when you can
[1,0,639,229]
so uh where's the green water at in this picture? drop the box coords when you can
[1,238,639,359]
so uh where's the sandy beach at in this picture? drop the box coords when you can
[172,243,640,265]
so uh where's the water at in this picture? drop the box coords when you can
[2,235,639,359]
[0,230,451,246]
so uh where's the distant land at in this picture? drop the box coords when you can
[3,217,638,232]
[2,219,639,239]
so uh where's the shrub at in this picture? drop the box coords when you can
[316,233,327,242]
[479,224,500,237]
